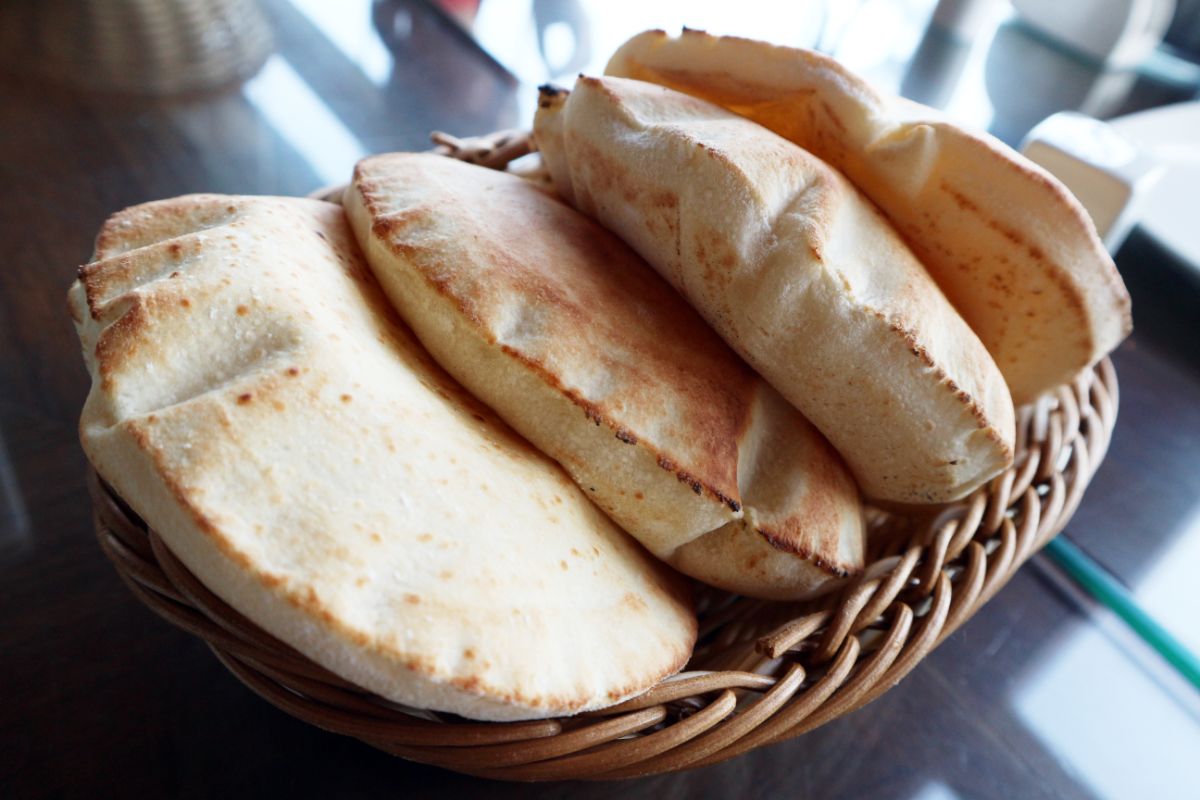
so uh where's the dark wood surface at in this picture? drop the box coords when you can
[2,1,1198,797]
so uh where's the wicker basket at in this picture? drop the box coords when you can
[0,0,272,96]
[87,131,1121,782]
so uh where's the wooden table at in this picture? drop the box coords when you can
[3,1,1198,797]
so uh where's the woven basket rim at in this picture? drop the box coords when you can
[87,130,1121,782]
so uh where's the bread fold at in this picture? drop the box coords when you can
[69,194,697,721]
[605,29,1132,403]
[535,77,1015,504]
[347,154,864,599]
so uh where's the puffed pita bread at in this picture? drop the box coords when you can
[345,153,864,600]
[68,194,695,721]
[606,28,1132,404]
[535,77,1015,504]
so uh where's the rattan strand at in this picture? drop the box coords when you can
[87,130,1120,781]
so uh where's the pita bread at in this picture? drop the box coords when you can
[534,77,1015,504]
[345,153,863,600]
[606,28,1132,404]
[68,194,695,721]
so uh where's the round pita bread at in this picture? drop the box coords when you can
[345,153,864,599]
[534,77,1015,504]
[68,194,696,721]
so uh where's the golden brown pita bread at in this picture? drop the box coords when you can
[606,29,1131,404]
[345,153,864,599]
[68,194,695,721]
[535,77,1015,504]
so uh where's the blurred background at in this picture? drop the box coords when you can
[1,2,1198,798]
[3,0,1199,146]
[3,0,1196,272]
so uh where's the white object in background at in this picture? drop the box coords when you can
[1109,102,1200,271]
[931,0,1004,40]
[1022,112,1164,253]
[1010,0,1176,67]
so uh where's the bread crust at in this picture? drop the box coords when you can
[70,194,697,720]
[535,77,1015,503]
[605,29,1131,404]
[347,154,864,599]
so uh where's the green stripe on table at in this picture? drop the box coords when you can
[1045,536,1200,691]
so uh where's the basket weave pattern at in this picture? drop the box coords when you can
[0,0,273,96]
[88,132,1121,782]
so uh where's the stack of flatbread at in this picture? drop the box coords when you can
[69,29,1130,722]
[602,29,1131,405]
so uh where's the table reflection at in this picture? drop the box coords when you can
[244,55,370,186]
[0,1,1197,795]
[1014,600,1200,798]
